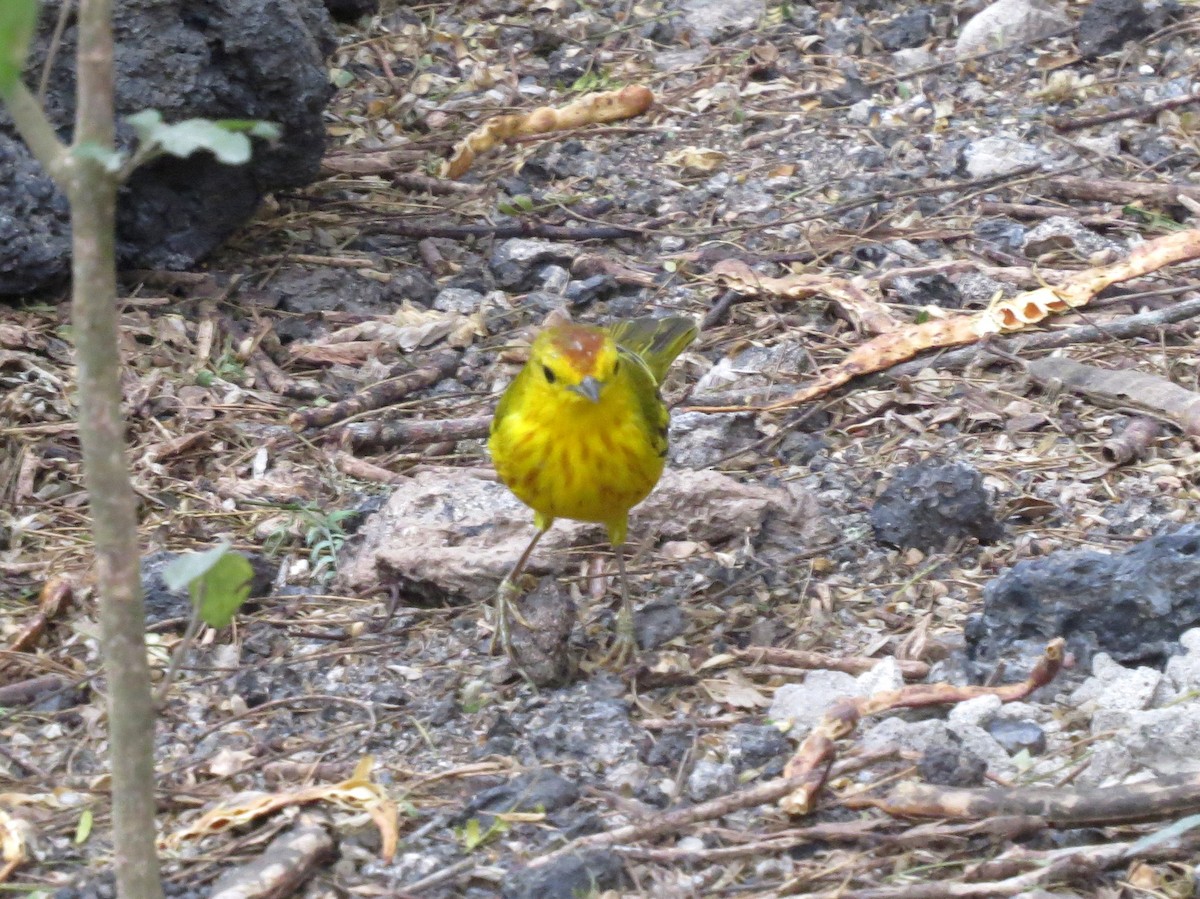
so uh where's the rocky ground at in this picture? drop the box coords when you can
[4,0,1200,896]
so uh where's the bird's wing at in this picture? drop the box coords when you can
[607,316,699,385]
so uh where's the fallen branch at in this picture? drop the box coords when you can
[730,646,929,680]
[207,823,334,899]
[526,643,1064,872]
[1040,175,1200,207]
[364,216,664,242]
[779,639,1065,814]
[0,674,69,706]
[1049,90,1200,132]
[1101,416,1162,465]
[334,415,491,452]
[441,85,654,179]
[7,577,73,653]
[1026,356,1200,436]
[290,351,462,430]
[885,290,1200,381]
[710,258,899,335]
[852,769,1200,827]
[688,229,1200,413]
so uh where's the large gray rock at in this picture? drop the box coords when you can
[955,0,1071,56]
[966,525,1200,683]
[0,0,335,295]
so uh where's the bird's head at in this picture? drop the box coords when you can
[529,322,621,404]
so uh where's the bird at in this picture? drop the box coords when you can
[488,314,699,667]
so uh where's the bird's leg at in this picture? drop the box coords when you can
[600,542,638,669]
[489,528,544,657]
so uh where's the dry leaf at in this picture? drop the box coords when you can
[663,146,728,173]
[168,756,399,862]
[702,676,771,709]
[0,810,27,883]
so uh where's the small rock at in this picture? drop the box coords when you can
[987,718,1047,755]
[1023,216,1123,260]
[652,47,709,72]
[1075,739,1135,786]
[635,599,687,650]
[888,273,964,309]
[490,239,573,290]
[1078,0,1151,57]
[948,694,1003,730]
[870,458,1004,551]
[1162,628,1200,699]
[502,851,625,899]
[340,468,817,605]
[141,550,274,626]
[863,717,955,757]
[466,769,581,820]
[892,47,936,71]
[857,658,906,696]
[387,268,438,307]
[678,0,766,42]
[1070,654,1161,713]
[669,412,760,469]
[727,724,790,773]
[641,729,692,768]
[687,758,737,801]
[880,8,934,49]
[505,576,577,688]
[539,265,571,294]
[432,287,484,314]
[1092,705,1200,778]
[522,290,572,314]
[955,0,1072,56]
[847,99,877,125]
[949,723,1016,778]
[563,274,616,306]
[964,135,1057,178]
[918,742,988,787]
[769,670,861,738]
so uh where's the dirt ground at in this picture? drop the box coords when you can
[5,0,1200,896]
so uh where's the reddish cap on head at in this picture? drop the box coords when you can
[543,323,608,375]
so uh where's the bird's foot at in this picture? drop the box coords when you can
[598,604,638,670]
[488,577,531,659]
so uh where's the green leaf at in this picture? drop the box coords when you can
[460,817,482,850]
[74,808,93,844]
[126,109,279,165]
[0,0,37,94]
[162,543,253,628]
[163,542,232,591]
[213,118,283,141]
[191,552,254,628]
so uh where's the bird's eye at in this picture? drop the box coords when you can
[542,365,556,383]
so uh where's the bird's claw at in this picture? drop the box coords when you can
[598,603,637,670]
[488,577,530,659]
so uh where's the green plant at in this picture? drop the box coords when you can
[264,505,356,582]
[570,68,613,94]
[456,815,509,851]
[156,544,253,701]
[0,4,278,893]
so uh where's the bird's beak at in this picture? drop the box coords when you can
[568,375,603,403]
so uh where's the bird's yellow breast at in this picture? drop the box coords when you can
[489,368,666,543]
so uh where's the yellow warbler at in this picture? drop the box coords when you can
[489,315,699,665]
